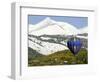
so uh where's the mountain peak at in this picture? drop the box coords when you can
[44,17,52,21]
[29,17,56,32]
[42,17,55,25]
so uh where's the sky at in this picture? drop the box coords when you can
[28,15,88,29]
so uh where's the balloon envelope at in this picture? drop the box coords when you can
[67,39,82,55]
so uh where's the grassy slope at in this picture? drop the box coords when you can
[28,48,88,66]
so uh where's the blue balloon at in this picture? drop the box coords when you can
[67,39,82,55]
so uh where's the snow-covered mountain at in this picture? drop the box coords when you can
[28,17,88,55]
[29,17,80,36]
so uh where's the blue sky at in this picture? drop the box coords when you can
[28,15,88,29]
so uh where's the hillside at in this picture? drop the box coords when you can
[28,48,88,66]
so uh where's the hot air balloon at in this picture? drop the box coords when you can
[67,37,82,55]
